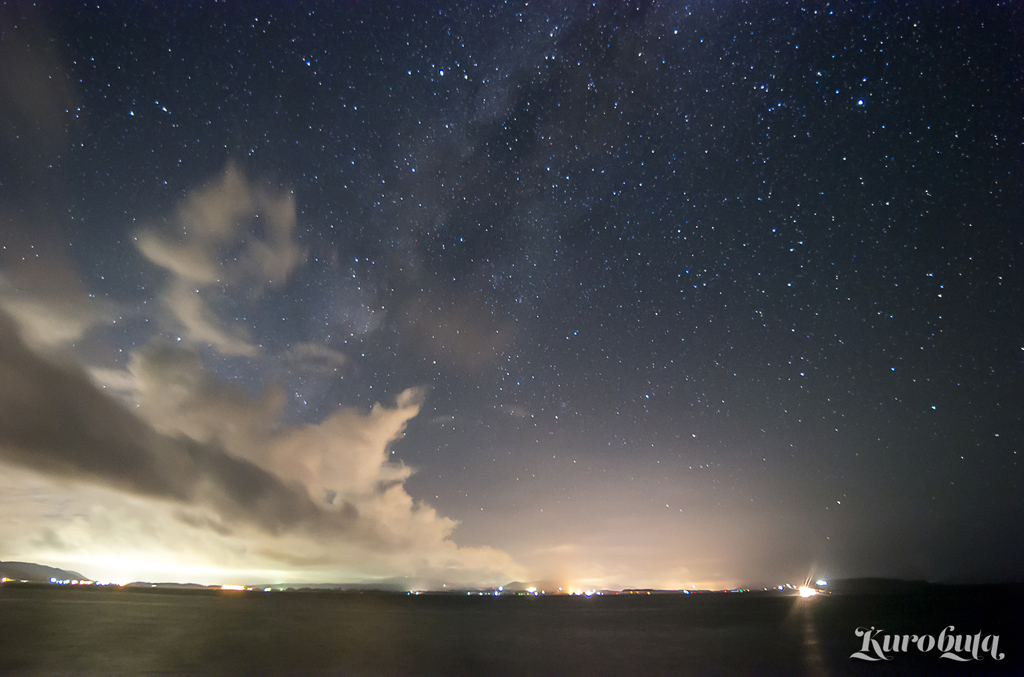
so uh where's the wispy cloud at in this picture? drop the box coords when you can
[135,163,305,355]
[0,257,113,349]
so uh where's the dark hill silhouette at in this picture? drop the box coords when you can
[825,578,933,594]
[0,561,88,582]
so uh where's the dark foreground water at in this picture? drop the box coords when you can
[1,584,1021,676]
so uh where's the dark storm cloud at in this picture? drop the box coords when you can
[0,311,323,534]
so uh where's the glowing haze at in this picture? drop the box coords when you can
[0,2,1021,590]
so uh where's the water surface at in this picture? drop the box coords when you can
[1,584,1019,675]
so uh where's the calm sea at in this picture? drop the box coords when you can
[0,584,1020,675]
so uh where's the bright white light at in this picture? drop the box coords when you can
[815,580,827,586]
[220,584,246,591]
[798,586,817,598]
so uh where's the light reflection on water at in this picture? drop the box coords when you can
[794,596,829,677]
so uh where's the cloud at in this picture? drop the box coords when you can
[0,312,523,584]
[0,460,521,586]
[0,312,321,533]
[400,287,514,372]
[0,161,523,586]
[243,189,304,286]
[126,345,284,466]
[134,164,254,284]
[268,389,421,504]
[135,163,306,355]
[0,9,75,152]
[0,464,319,584]
[282,342,348,373]
[0,258,113,349]
[164,280,259,357]
[497,403,530,419]
[135,162,305,286]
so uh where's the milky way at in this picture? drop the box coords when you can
[0,2,1020,589]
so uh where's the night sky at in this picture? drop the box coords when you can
[1,2,1021,590]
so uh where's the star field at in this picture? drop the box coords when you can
[0,1,1021,588]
